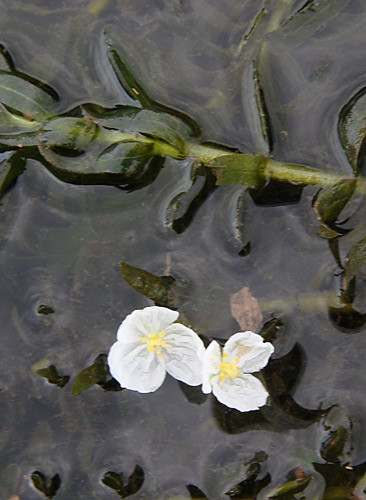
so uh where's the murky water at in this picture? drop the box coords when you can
[1,1,366,498]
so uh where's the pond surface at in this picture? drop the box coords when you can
[1,1,366,499]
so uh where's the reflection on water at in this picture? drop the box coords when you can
[1,0,366,498]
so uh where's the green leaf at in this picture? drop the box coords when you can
[320,426,348,463]
[268,475,312,498]
[313,178,357,239]
[36,364,70,388]
[168,164,217,234]
[208,153,267,187]
[0,45,13,71]
[102,465,144,498]
[71,354,109,396]
[105,36,201,137]
[339,87,366,174]
[39,116,99,151]
[241,59,272,155]
[0,72,56,121]
[0,103,43,138]
[37,116,161,185]
[0,151,27,199]
[120,262,175,307]
[83,104,193,155]
[30,471,61,499]
[344,236,366,286]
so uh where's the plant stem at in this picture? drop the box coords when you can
[185,141,366,192]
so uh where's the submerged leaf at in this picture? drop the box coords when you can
[105,36,201,137]
[321,426,348,463]
[169,165,217,234]
[268,474,312,498]
[36,364,69,388]
[120,262,175,307]
[225,453,271,499]
[102,465,144,498]
[344,236,366,288]
[30,471,61,499]
[313,179,356,239]
[230,287,263,332]
[0,73,56,122]
[241,58,271,155]
[71,354,109,396]
[186,484,208,499]
[0,151,27,199]
[339,87,366,174]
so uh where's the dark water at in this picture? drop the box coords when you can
[1,1,366,498]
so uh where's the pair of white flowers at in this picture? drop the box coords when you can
[108,306,274,412]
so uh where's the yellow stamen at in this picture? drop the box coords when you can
[138,332,171,356]
[219,354,241,381]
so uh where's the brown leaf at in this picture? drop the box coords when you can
[230,287,263,332]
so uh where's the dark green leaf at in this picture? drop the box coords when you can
[38,117,160,185]
[36,304,55,315]
[321,427,348,463]
[71,354,109,396]
[36,364,70,388]
[0,73,56,122]
[83,104,193,155]
[105,36,201,137]
[225,465,271,499]
[102,471,126,496]
[268,475,312,498]
[344,236,366,287]
[208,153,267,187]
[30,471,61,499]
[169,165,217,234]
[120,262,175,307]
[186,484,209,499]
[102,465,144,498]
[260,318,283,343]
[313,179,357,239]
[0,151,26,199]
[339,87,366,174]
[0,45,13,71]
[39,116,99,151]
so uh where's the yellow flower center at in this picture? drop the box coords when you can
[219,353,242,381]
[138,332,171,357]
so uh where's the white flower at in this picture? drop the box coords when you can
[108,306,205,393]
[202,331,274,412]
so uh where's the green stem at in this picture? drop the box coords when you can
[185,141,366,192]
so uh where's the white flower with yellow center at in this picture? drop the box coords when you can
[202,331,274,412]
[108,306,205,393]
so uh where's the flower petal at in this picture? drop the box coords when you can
[163,323,206,386]
[212,373,269,412]
[117,306,179,343]
[224,331,274,373]
[107,340,166,393]
[202,341,222,394]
